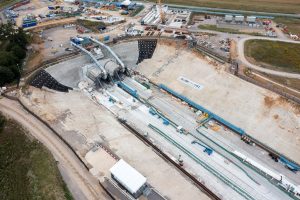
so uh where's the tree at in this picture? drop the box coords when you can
[9,44,26,60]
[0,51,18,67]
[0,23,28,86]
[0,66,14,86]
[11,28,28,48]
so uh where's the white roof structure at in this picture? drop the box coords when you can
[110,159,147,194]
[121,0,131,6]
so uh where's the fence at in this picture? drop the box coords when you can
[237,73,300,104]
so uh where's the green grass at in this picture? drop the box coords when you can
[274,17,300,35]
[245,39,300,73]
[77,19,106,32]
[263,74,300,92]
[130,5,145,17]
[0,0,17,9]
[198,24,262,36]
[0,113,73,200]
[147,0,300,14]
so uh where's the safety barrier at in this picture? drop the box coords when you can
[237,73,300,105]
[159,84,245,136]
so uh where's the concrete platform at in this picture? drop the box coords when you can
[133,41,300,165]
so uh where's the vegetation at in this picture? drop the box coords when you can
[198,24,261,36]
[274,17,300,35]
[130,5,145,17]
[0,0,18,9]
[0,113,73,200]
[147,0,300,14]
[77,19,106,32]
[0,23,29,86]
[245,39,300,73]
[263,74,300,92]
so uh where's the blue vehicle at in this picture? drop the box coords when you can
[191,140,213,155]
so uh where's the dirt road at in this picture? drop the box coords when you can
[0,97,110,200]
[237,37,300,79]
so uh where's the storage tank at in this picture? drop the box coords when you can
[224,15,233,22]
[235,15,244,22]
[86,65,102,81]
[100,59,121,77]
[246,16,256,23]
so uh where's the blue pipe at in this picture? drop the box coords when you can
[279,156,300,172]
[117,82,139,99]
[159,84,245,136]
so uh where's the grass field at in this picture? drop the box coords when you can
[198,24,261,36]
[274,17,300,35]
[0,113,73,200]
[150,0,300,14]
[244,39,300,73]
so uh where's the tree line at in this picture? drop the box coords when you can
[0,23,28,86]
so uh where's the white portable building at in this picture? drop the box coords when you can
[235,15,244,22]
[246,16,256,23]
[110,159,147,198]
[225,15,233,22]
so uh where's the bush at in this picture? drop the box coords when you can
[0,114,5,132]
[0,51,18,67]
[10,44,27,60]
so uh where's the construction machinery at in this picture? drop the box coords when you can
[157,0,165,24]
[191,140,213,155]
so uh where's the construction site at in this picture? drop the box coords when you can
[1,0,300,200]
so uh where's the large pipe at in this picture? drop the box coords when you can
[88,37,126,72]
[70,41,108,79]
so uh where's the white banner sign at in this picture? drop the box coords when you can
[177,76,203,91]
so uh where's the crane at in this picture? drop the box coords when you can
[157,0,165,24]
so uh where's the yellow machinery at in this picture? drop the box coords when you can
[55,0,63,5]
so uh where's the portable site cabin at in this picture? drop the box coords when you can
[110,159,147,198]
[246,16,256,23]
[224,15,233,22]
[235,15,244,22]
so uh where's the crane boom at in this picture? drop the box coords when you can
[157,0,165,24]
